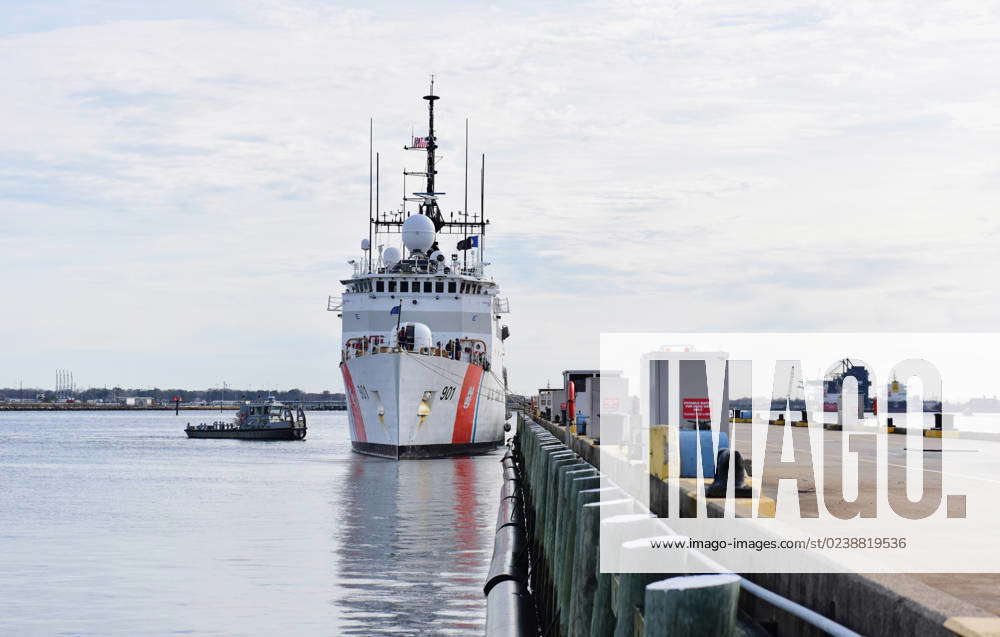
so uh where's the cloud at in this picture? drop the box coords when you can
[2,0,1000,392]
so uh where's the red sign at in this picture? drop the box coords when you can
[683,398,710,421]
[560,402,567,409]
[603,398,620,410]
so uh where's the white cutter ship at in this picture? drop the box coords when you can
[332,83,510,459]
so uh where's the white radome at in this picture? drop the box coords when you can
[383,246,401,267]
[402,214,435,253]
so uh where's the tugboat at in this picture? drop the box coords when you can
[185,398,307,440]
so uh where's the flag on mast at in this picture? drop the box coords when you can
[457,236,479,251]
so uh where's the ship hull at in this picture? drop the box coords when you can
[351,440,500,459]
[341,352,505,460]
[185,427,307,440]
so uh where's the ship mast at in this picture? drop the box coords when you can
[367,79,490,272]
[421,76,444,230]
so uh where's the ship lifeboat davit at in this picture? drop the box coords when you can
[397,321,433,351]
[402,214,436,254]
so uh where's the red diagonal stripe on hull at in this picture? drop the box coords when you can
[452,364,484,444]
[341,363,367,443]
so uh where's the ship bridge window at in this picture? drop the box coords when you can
[400,281,409,293]
[376,280,384,293]
[423,281,432,293]
[388,280,396,292]
[435,281,444,293]
[448,281,456,293]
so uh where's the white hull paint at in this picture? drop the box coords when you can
[342,352,505,459]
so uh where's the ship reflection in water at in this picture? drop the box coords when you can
[336,451,501,634]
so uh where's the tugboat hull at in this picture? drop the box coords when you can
[185,427,306,440]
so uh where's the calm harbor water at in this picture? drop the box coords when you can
[0,410,502,636]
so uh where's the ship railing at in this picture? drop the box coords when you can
[327,296,342,312]
[341,340,491,370]
[493,296,510,313]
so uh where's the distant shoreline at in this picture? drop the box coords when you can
[0,404,346,412]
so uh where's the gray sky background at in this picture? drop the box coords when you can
[3,0,1000,394]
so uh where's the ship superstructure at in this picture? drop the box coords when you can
[332,82,510,459]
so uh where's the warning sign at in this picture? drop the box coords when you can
[683,398,710,421]
[602,398,620,410]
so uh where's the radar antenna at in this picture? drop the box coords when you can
[368,81,490,273]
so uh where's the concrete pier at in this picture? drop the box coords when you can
[500,413,758,636]
[506,411,1000,637]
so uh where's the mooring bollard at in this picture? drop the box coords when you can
[644,574,740,637]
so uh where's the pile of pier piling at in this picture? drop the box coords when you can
[484,413,744,637]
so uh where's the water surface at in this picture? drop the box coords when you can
[0,410,501,636]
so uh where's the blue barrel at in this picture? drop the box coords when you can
[679,430,729,478]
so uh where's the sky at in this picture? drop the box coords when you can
[2,0,1000,394]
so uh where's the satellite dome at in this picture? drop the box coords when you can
[383,246,401,267]
[361,238,370,251]
[402,214,435,253]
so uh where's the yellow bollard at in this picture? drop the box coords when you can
[649,425,669,480]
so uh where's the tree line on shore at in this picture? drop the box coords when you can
[0,387,346,404]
